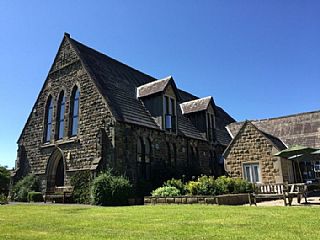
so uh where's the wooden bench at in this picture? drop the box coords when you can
[45,186,74,203]
[288,183,307,204]
[250,183,296,206]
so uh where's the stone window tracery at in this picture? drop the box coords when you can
[44,95,53,142]
[70,86,80,136]
[56,91,65,139]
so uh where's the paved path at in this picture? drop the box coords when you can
[246,196,320,207]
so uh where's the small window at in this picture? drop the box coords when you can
[44,96,53,142]
[70,87,80,136]
[243,163,260,183]
[56,91,66,139]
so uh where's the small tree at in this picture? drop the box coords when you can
[12,174,40,202]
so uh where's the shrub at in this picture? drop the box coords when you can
[164,178,186,195]
[151,186,181,197]
[233,178,253,193]
[71,170,92,204]
[215,176,253,195]
[186,175,216,195]
[91,171,132,206]
[0,193,8,205]
[214,176,232,195]
[0,165,10,196]
[27,192,43,202]
[12,174,40,202]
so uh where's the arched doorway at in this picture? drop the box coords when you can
[46,148,65,192]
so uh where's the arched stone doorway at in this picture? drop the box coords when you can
[46,148,65,192]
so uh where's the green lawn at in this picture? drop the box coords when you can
[0,204,319,240]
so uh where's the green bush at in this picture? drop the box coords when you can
[91,171,132,206]
[0,165,10,196]
[27,192,43,202]
[12,174,40,202]
[186,175,216,195]
[233,178,253,193]
[0,193,8,205]
[214,176,253,195]
[151,186,181,197]
[164,178,186,195]
[71,170,92,204]
[152,175,253,197]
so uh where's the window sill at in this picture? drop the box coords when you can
[40,137,79,149]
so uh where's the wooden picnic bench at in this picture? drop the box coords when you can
[250,183,305,206]
[45,186,74,203]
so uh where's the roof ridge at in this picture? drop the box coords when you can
[69,37,157,83]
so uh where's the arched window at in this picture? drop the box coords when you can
[144,138,152,179]
[145,138,151,164]
[137,137,144,163]
[56,91,65,139]
[137,137,152,180]
[172,143,177,168]
[70,86,80,136]
[166,142,171,167]
[44,96,53,142]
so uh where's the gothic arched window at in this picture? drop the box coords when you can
[70,86,80,136]
[44,95,53,142]
[137,137,152,180]
[56,91,65,139]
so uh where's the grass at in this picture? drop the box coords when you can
[0,204,319,240]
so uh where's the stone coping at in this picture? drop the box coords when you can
[144,193,250,205]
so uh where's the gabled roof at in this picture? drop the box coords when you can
[180,96,214,115]
[224,121,286,158]
[136,76,180,99]
[227,110,320,148]
[18,33,235,143]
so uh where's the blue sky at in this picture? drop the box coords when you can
[0,0,319,168]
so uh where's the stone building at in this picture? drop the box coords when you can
[224,111,320,184]
[12,33,234,196]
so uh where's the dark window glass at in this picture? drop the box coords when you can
[70,87,80,136]
[56,92,65,139]
[137,137,152,180]
[44,96,53,142]
[166,142,171,167]
[172,143,176,168]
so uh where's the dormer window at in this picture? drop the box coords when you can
[164,95,176,133]
[136,76,180,132]
[180,96,215,142]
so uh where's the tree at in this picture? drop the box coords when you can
[0,165,10,195]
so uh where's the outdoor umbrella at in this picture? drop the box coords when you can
[274,145,319,183]
[274,145,318,159]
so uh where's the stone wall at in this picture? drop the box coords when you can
[114,122,222,193]
[144,194,250,205]
[224,122,285,183]
[14,36,227,195]
[15,37,115,189]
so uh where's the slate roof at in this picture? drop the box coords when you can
[227,110,320,148]
[137,76,172,98]
[67,35,234,142]
[180,96,213,114]
[260,131,287,151]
